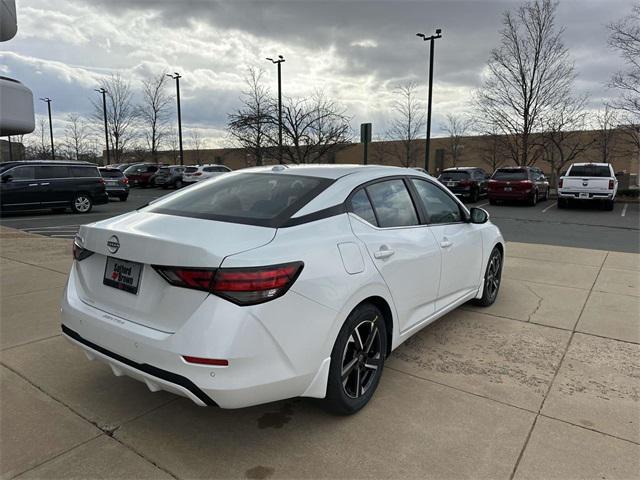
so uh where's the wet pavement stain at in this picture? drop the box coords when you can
[257,402,294,429]
[245,466,275,479]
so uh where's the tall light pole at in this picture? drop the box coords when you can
[95,88,110,165]
[167,72,184,165]
[39,97,55,160]
[266,55,285,164]
[417,28,442,173]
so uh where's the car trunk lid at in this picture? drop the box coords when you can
[74,212,276,332]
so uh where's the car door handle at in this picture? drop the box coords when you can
[28,183,38,187]
[374,247,395,259]
[39,182,50,186]
[440,239,453,249]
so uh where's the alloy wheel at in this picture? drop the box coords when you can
[340,317,382,399]
[74,196,91,213]
[485,252,502,302]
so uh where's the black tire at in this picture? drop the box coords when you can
[324,303,387,415]
[119,195,128,202]
[473,247,503,307]
[527,190,538,206]
[604,199,615,211]
[557,198,565,209]
[71,193,93,214]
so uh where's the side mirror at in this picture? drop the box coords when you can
[1,174,12,183]
[469,207,489,224]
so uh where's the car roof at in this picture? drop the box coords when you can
[1,160,96,167]
[570,163,610,167]
[441,167,482,171]
[239,164,412,180]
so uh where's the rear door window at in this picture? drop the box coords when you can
[492,169,528,181]
[349,189,378,226]
[70,166,99,177]
[365,179,419,228]
[568,165,611,177]
[36,165,69,179]
[6,166,35,180]
[150,173,332,227]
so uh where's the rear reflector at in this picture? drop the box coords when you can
[152,262,304,306]
[183,356,229,366]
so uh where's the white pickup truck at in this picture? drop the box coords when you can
[558,163,618,211]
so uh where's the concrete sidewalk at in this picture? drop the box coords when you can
[1,226,638,479]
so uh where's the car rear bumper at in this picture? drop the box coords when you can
[60,263,333,409]
[558,191,614,200]
[105,187,129,195]
[488,190,531,200]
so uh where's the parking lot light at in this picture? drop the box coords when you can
[416,28,442,173]
[167,72,184,166]
[39,97,55,160]
[266,55,285,164]
[95,88,110,164]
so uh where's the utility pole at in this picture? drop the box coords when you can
[167,72,184,165]
[40,97,55,159]
[267,56,285,164]
[416,29,442,173]
[95,88,111,164]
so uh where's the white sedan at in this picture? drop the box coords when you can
[62,165,504,414]
[181,164,231,185]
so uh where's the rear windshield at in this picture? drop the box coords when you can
[439,171,470,181]
[185,167,198,173]
[567,165,611,177]
[492,169,528,181]
[150,173,332,227]
[100,169,123,178]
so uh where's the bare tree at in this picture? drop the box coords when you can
[278,91,352,164]
[92,73,137,163]
[540,94,594,183]
[386,83,425,167]
[227,68,276,166]
[138,73,172,163]
[166,125,180,164]
[608,3,640,119]
[63,114,93,161]
[594,106,620,163]
[474,0,575,166]
[190,129,203,164]
[442,114,472,167]
[475,125,509,172]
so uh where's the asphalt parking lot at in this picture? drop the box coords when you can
[1,228,638,479]
[1,187,638,252]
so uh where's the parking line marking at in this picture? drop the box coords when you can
[541,203,555,213]
[621,204,628,217]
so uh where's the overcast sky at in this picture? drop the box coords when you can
[0,0,633,148]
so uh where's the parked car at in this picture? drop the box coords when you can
[124,163,160,187]
[557,163,617,211]
[182,164,231,185]
[153,165,186,189]
[0,160,108,213]
[99,167,129,201]
[62,165,504,414]
[488,166,550,206]
[438,167,488,202]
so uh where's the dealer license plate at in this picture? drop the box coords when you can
[103,257,142,294]
[579,192,589,199]
[504,187,512,192]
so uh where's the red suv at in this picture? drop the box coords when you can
[488,167,550,206]
[124,163,161,187]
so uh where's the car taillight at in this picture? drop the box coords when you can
[120,177,128,185]
[152,262,304,306]
[72,239,93,261]
[609,179,614,189]
[459,180,471,186]
[98,178,105,184]
[194,172,202,176]
[558,179,563,188]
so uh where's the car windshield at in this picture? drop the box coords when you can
[440,171,470,181]
[158,167,170,173]
[149,173,332,226]
[568,165,611,177]
[100,169,123,178]
[185,167,198,173]
[492,169,528,180]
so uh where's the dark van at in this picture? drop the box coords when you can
[0,160,108,213]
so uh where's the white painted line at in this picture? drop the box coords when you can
[541,203,555,213]
[621,204,628,217]
[476,202,489,208]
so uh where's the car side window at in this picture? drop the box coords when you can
[365,179,419,228]
[6,166,35,181]
[36,166,69,179]
[349,189,378,226]
[411,179,463,224]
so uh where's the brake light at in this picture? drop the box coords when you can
[72,239,93,261]
[121,177,129,185]
[609,179,614,189]
[194,172,202,176]
[153,262,304,306]
[182,356,228,366]
[558,179,563,188]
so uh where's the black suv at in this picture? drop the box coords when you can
[438,167,488,202]
[1,160,108,213]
